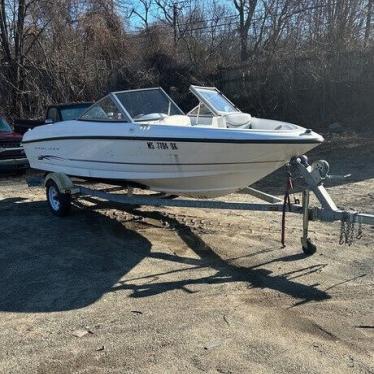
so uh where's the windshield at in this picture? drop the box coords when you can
[60,105,92,121]
[80,96,126,121]
[0,117,12,132]
[193,87,238,113]
[115,88,183,120]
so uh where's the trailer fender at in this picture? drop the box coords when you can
[44,173,79,195]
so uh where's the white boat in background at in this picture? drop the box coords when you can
[22,85,323,197]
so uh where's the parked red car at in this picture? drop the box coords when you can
[0,116,28,171]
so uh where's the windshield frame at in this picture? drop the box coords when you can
[79,93,132,122]
[189,85,240,115]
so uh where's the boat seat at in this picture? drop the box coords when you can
[136,114,191,126]
[224,113,252,129]
[162,115,191,126]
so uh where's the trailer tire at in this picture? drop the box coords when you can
[46,180,71,217]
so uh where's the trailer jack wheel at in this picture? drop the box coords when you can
[46,180,71,217]
[301,238,317,255]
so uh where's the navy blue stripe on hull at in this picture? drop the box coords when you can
[22,135,322,145]
[41,155,286,166]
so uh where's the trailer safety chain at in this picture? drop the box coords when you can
[339,213,363,246]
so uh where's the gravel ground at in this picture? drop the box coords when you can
[0,133,373,373]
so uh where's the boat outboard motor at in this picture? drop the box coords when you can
[224,113,252,129]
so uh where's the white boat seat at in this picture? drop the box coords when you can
[162,115,191,126]
[224,113,252,129]
[135,114,191,126]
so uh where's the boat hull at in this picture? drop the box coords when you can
[22,121,323,197]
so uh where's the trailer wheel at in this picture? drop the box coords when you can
[46,180,71,217]
[302,238,317,255]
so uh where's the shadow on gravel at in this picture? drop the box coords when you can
[111,208,330,305]
[0,197,329,313]
[0,197,151,313]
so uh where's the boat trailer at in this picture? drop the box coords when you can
[29,155,374,255]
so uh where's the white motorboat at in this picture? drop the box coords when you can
[22,85,323,197]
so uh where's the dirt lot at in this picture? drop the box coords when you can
[0,133,373,374]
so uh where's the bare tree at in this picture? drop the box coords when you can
[0,0,372,122]
[365,0,372,45]
[0,0,27,115]
[129,0,153,30]
[232,0,258,61]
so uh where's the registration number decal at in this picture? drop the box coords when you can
[147,141,178,150]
